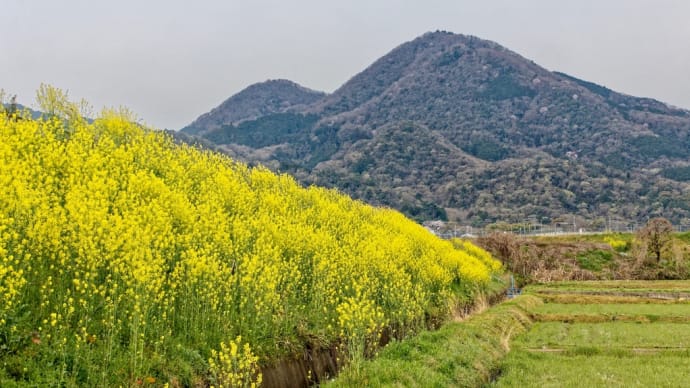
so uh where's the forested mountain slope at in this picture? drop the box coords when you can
[182,31,690,225]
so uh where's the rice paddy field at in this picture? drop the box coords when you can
[492,280,690,387]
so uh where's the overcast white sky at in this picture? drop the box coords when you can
[2,0,689,130]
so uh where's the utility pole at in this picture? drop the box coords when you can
[572,216,576,233]
[607,215,610,233]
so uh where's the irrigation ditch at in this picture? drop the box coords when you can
[260,280,511,388]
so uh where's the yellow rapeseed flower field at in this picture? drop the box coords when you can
[0,87,501,386]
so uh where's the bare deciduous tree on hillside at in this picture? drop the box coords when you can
[637,217,674,262]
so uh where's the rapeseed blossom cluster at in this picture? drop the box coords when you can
[0,87,501,386]
[603,235,629,252]
[209,336,262,388]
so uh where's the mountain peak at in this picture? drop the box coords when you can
[180,32,690,224]
[244,79,323,94]
[313,30,541,120]
[181,79,325,135]
[416,30,492,46]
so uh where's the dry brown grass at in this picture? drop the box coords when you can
[452,293,491,322]
[476,232,690,283]
[536,293,690,304]
[477,233,618,282]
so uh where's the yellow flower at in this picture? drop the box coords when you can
[0,86,502,385]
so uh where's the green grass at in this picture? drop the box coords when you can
[515,322,690,348]
[535,232,634,245]
[493,280,690,387]
[576,249,613,271]
[493,353,690,387]
[327,280,690,387]
[326,295,540,387]
[677,232,690,244]
[532,303,690,317]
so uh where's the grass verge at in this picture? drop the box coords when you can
[325,295,541,387]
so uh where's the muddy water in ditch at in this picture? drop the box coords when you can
[261,345,342,388]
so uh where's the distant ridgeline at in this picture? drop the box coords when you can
[2,102,42,120]
[180,31,690,226]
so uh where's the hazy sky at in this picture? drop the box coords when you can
[2,0,690,130]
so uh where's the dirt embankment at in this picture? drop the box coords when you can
[475,233,690,283]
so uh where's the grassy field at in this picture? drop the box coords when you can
[528,280,690,292]
[325,295,541,387]
[326,280,690,387]
[494,353,690,387]
[517,322,690,348]
[493,280,690,387]
[533,303,690,317]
